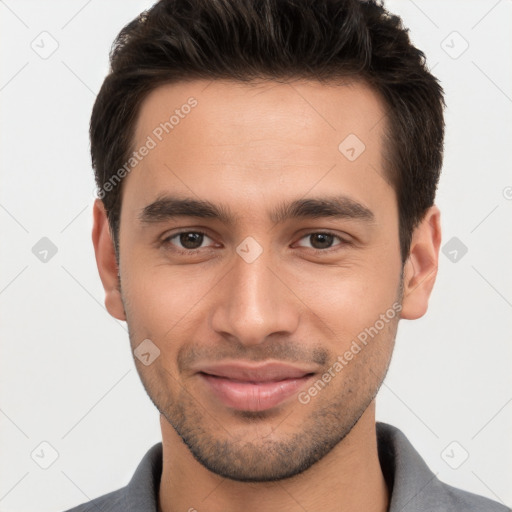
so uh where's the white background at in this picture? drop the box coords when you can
[1,1,511,510]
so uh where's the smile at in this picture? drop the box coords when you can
[196,361,317,411]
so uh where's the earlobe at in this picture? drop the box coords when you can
[91,199,126,321]
[400,206,442,320]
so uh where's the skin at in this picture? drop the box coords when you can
[93,79,441,512]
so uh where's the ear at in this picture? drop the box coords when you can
[92,198,126,321]
[400,205,442,320]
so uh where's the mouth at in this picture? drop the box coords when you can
[196,361,317,412]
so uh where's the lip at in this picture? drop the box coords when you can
[197,361,316,381]
[196,361,316,411]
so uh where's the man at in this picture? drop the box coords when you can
[65,0,509,510]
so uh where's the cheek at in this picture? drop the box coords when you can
[286,260,400,341]
[121,262,223,340]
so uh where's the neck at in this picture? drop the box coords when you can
[158,402,389,512]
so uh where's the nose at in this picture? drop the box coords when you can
[209,245,300,346]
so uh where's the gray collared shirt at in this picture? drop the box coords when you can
[63,422,510,511]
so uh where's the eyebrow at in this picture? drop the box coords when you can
[138,194,375,225]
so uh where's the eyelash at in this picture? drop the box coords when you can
[162,230,215,256]
[161,230,349,256]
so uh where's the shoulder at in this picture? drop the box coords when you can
[436,481,510,512]
[60,442,162,512]
[377,423,510,512]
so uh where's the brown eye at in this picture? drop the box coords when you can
[179,232,205,249]
[309,233,334,249]
[296,232,343,250]
[163,231,214,251]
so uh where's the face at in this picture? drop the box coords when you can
[109,79,406,481]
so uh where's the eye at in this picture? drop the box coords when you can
[163,231,215,252]
[295,232,345,251]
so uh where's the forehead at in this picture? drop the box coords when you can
[124,78,392,220]
[134,78,386,146]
